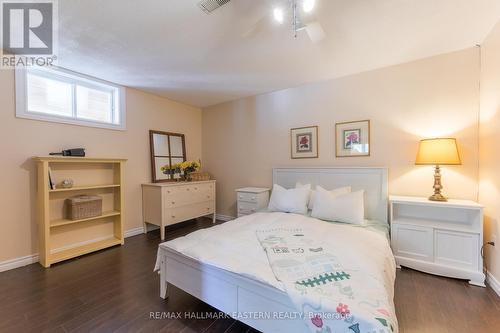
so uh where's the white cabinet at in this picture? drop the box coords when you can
[142,180,216,240]
[235,187,270,217]
[390,195,485,287]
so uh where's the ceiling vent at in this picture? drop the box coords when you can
[198,0,231,14]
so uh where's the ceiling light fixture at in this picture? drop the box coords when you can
[271,0,323,40]
[303,0,315,13]
[273,7,284,24]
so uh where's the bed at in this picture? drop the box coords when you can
[155,167,396,333]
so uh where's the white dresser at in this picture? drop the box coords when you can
[235,187,270,217]
[142,180,216,240]
[390,195,485,286]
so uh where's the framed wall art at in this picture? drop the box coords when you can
[290,126,318,159]
[335,120,370,157]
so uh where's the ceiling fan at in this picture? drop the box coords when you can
[198,0,326,43]
[273,0,326,42]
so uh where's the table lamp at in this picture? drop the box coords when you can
[415,138,461,202]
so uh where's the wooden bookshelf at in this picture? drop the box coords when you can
[34,156,127,268]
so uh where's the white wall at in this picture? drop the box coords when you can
[0,68,202,263]
[203,48,480,217]
[479,20,500,287]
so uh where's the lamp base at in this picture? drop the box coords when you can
[428,165,448,202]
[429,193,447,202]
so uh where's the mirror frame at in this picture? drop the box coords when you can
[149,130,186,183]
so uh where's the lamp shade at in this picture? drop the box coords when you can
[415,138,461,165]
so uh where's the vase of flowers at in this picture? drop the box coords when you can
[180,160,201,181]
[160,163,182,180]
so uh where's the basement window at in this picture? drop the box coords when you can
[15,66,126,130]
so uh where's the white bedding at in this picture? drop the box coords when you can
[157,212,396,300]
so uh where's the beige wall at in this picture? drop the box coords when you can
[0,69,202,263]
[479,21,500,284]
[202,48,480,217]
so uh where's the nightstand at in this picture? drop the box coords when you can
[390,195,485,286]
[235,187,270,217]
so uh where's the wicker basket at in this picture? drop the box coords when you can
[189,171,211,182]
[66,195,102,220]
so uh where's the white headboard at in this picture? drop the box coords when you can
[272,167,389,222]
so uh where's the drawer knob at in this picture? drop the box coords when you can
[186,188,190,191]
[239,195,243,199]
[207,195,210,198]
[252,197,256,200]
[194,187,198,190]
[171,201,175,204]
[171,215,175,218]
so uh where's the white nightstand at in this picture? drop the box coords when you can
[390,195,485,286]
[235,187,270,217]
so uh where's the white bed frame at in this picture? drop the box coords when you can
[158,167,389,333]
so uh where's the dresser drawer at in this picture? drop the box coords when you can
[167,200,215,225]
[237,192,259,203]
[237,201,258,216]
[164,183,214,207]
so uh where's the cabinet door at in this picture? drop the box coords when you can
[434,230,479,270]
[392,224,433,261]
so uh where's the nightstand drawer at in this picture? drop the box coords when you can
[237,192,259,203]
[237,201,258,216]
[392,224,433,262]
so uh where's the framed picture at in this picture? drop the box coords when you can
[335,120,370,157]
[290,126,318,159]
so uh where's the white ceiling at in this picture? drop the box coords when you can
[58,0,500,107]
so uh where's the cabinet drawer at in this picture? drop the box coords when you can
[392,224,433,261]
[237,192,259,203]
[238,201,258,216]
[164,184,214,207]
[167,200,215,225]
[434,230,479,270]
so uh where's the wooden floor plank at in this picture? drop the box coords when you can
[0,217,499,333]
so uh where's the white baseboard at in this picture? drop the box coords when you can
[124,226,144,238]
[487,271,500,297]
[0,226,144,273]
[216,214,235,222]
[0,254,39,273]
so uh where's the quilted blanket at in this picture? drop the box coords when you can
[256,227,398,333]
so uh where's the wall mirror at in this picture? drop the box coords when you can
[150,130,186,183]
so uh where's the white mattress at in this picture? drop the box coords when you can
[160,212,396,295]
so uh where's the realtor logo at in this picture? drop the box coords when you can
[1,0,57,67]
[2,1,53,54]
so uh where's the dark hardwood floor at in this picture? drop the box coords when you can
[1,218,499,333]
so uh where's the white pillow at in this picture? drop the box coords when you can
[311,188,365,224]
[295,183,351,210]
[268,184,310,215]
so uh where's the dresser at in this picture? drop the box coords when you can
[142,180,216,240]
[235,187,270,217]
[390,195,485,286]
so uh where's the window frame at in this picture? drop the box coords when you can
[15,65,126,131]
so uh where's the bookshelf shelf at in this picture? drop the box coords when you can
[34,156,127,268]
[50,237,123,264]
[49,184,120,193]
[50,210,121,228]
